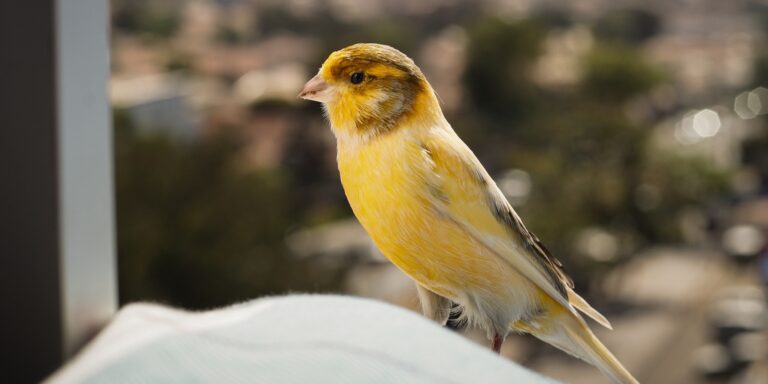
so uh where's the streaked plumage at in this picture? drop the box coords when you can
[300,43,638,384]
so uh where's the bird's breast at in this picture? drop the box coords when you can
[336,130,507,298]
[337,130,431,258]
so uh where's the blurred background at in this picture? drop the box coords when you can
[110,0,768,382]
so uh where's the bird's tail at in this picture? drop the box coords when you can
[525,311,638,384]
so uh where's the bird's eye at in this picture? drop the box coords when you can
[350,72,365,84]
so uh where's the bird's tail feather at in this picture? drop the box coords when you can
[529,313,638,384]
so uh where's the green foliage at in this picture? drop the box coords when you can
[464,18,545,122]
[507,103,729,285]
[750,3,768,36]
[114,111,343,309]
[593,9,661,45]
[112,1,180,39]
[582,44,662,103]
[752,50,768,87]
[742,119,768,183]
[748,4,768,87]
[532,9,574,30]
[164,51,193,73]
[505,103,649,274]
[310,18,420,72]
[639,154,731,239]
[215,24,246,45]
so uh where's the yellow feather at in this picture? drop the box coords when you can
[337,124,517,298]
[568,287,613,329]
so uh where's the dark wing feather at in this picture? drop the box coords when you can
[488,194,574,296]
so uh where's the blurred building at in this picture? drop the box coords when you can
[111,73,201,138]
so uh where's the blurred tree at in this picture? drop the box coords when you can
[281,124,352,226]
[164,51,193,73]
[215,24,246,45]
[114,110,343,309]
[463,18,545,124]
[252,101,352,226]
[639,154,731,237]
[752,2,768,36]
[593,8,661,45]
[532,9,574,30]
[581,44,662,103]
[747,4,768,190]
[741,119,768,192]
[255,6,350,41]
[752,51,768,87]
[112,0,180,39]
[510,104,654,287]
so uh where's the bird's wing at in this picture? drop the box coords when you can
[419,128,611,328]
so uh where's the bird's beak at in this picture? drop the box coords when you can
[299,74,332,103]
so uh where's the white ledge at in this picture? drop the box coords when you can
[47,294,557,384]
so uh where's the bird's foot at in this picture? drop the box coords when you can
[492,333,503,354]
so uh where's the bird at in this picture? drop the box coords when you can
[299,43,638,384]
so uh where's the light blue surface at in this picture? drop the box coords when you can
[50,295,557,384]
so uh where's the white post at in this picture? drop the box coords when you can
[0,1,116,381]
[56,0,117,358]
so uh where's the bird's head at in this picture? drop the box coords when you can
[300,43,441,139]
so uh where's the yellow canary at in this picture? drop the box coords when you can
[300,43,638,384]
